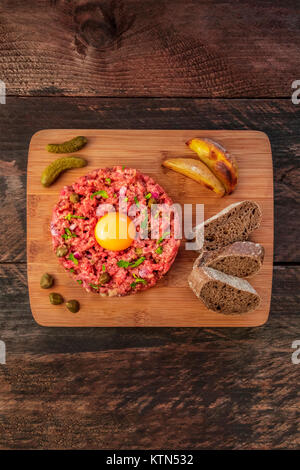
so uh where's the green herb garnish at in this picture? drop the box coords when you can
[91,190,108,200]
[117,260,130,268]
[102,264,106,272]
[122,165,125,171]
[69,268,75,273]
[132,274,147,285]
[62,227,77,240]
[64,213,86,221]
[145,193,152,199]
[105,178,111,185]
[155,246,163,255]
[141,210,148,230]
[89,283,99,289]
[134,196,140,207]
[129,256,145,268]
[77,280,82,285]
[67,253,79,265]
[124,197,128,202]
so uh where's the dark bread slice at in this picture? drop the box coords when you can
[188,266,260,314]
[194,200,262,251]
[194,241,265,278]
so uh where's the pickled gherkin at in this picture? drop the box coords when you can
[46,136,87,154]
[41,156,87,187]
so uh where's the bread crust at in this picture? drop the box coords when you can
[194,200,262,251]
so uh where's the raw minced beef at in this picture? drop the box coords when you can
[51,166,180,296]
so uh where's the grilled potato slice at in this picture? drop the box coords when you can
[186,138,238,194]
[162,158,225,196]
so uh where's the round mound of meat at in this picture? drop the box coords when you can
[51,166,180,296]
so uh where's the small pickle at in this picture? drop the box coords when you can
[147,197,157,208]
[49,293,64,305]
[41,156,87,187]
[66,299,80,313]
[46,136,87,154]
[56,245,68,257]
[40,273,54,289]
[69,192,80,204]
[99,272,111,285]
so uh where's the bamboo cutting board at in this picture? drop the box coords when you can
[27,130,273,327]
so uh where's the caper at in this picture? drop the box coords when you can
[49,293,64,305]
[69,192,80,204]
[56,245,68,257]
[147,197,157,208]
[99,272,111,285]
[46,136,87,154]
[66,299,80,313]
[135,247,144,256]
[40,273,54,289]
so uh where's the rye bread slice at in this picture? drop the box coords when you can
[194,241,265,278]
[194,200,262,251]
[188,266,260,314]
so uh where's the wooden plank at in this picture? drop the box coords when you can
[0,264,299,353]
[27,129,273,327]
[0,98,299,263]
[0,1,299,97]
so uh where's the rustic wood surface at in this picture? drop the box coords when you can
[0,0,299,97]
[0,0,300,450]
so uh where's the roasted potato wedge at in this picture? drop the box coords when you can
[186,138,238,194]
[162,158,225,196]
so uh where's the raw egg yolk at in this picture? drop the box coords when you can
[95,212,136,251]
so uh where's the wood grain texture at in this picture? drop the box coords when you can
[0,98,299,263]
[27,129,273,327]
[0,0,299,97]
[0,264,299,354]
[0,96,299,447]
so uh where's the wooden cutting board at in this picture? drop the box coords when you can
[27,130,273,327]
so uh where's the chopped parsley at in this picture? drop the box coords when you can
[123,197,128,202]
[67,253,79,265]
[122,165,125,171]
[69,268,75,273]
[62,227,77,240]
[134,196,140,207]
[141,210,148,230]
[90,190,108,200]
[155,246,163,255]
[117,257,145,269]
[129,257,145,268]
[145,193,152,199]
[105,178,111,185]
[102,264,106,272]
[89,283,99,289]
[64,213,86,221]
[77,280,82,285]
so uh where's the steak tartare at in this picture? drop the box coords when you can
[51,166,180,296]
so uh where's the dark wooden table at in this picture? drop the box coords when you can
[0,0,299,450]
